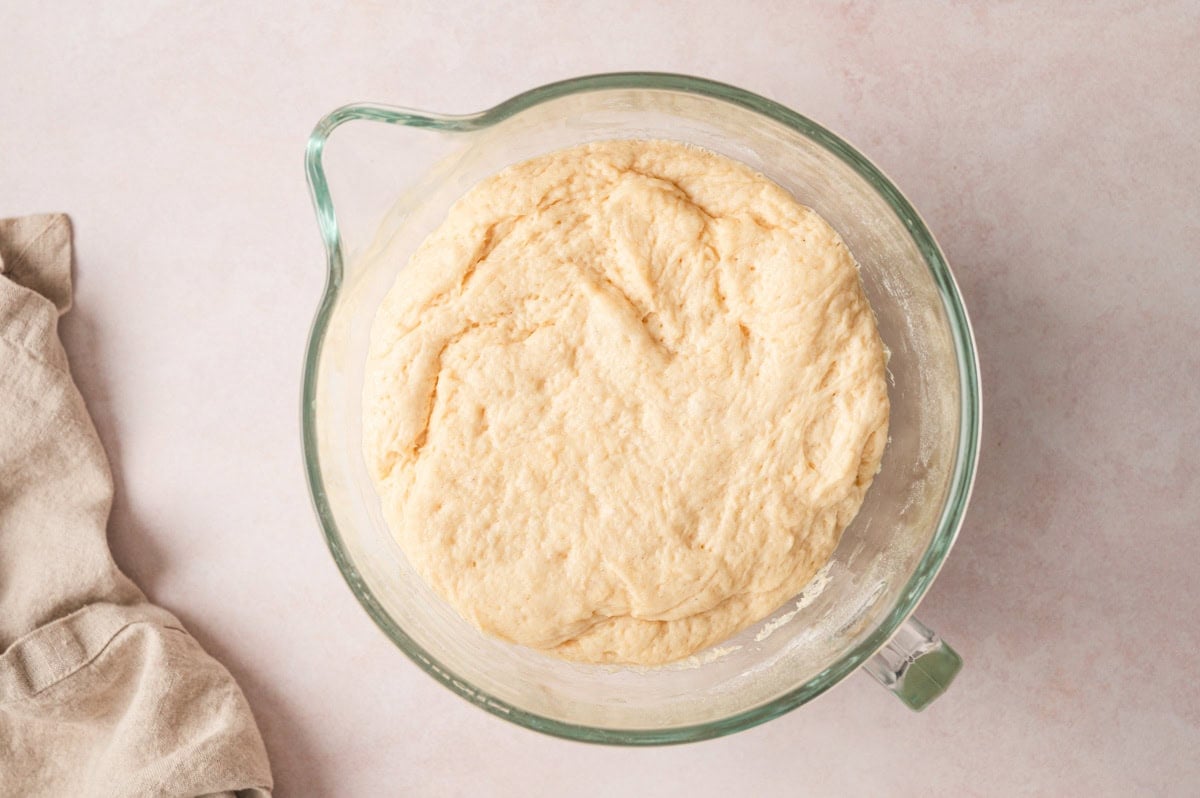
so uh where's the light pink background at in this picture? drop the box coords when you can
[3,2,1198,795]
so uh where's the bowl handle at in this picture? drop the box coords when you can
[862,616,961,711]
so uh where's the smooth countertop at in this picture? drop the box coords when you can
[3,3,1198,795]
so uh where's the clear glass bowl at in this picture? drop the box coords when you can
[302,73,980,743]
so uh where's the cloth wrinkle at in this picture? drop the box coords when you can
[0,214,272,798]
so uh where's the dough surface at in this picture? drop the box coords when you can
[363,140,889,665]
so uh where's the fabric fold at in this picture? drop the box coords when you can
[0,214,272,798]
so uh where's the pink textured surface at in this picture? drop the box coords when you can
[2,2,1197,795]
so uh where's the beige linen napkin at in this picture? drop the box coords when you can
[0,214,272,797]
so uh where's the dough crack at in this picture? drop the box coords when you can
[409,340,449,461]
[459,217,515,292]
[621,166,716,220]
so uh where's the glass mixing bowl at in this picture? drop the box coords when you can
[302,73,980,744]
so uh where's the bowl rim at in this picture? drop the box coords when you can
[302,71,982,745]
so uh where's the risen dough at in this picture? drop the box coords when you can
[363,140,889,665]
